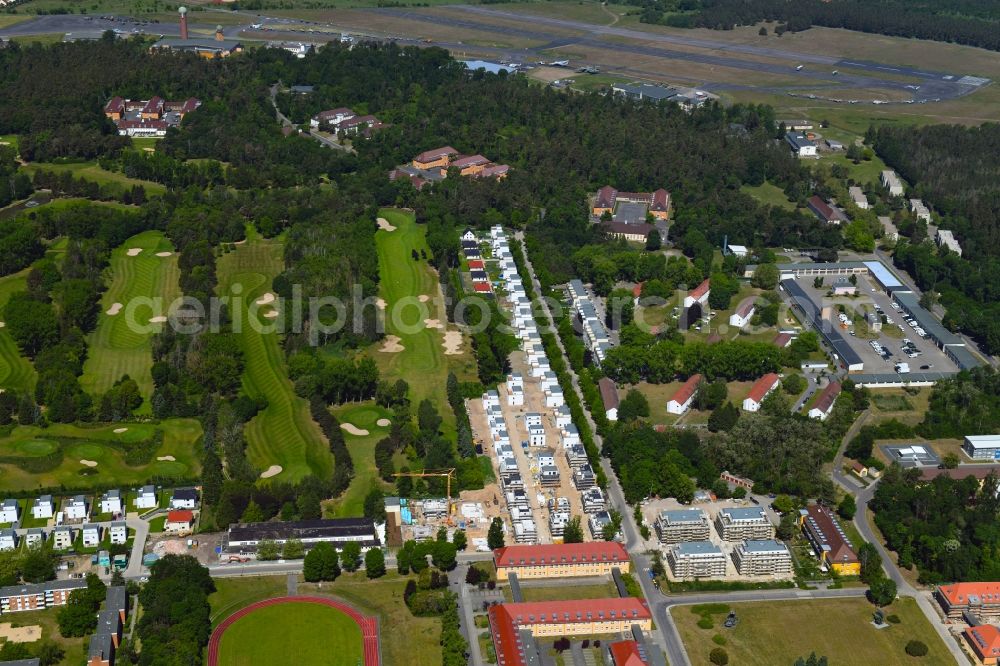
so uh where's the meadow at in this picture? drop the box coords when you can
[80,230,181,405]
[0,418,202,492]
[216,231,331,483]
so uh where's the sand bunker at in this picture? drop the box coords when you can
[379,335,404,353]
[263,310,279,319]
[443,330,464,355]
[260,465,283,479]
[148,316,167,323]
[255,292,276,305]
[106,303,123,316]
[376,298,387,310]
[340,422,370,436]
[113,427,128,434]
[418,295,431,303]
[80,459,98,467]
[0,622,41,643]
[376,217,397,232]
[376,418,391,427]
[126,248,142,256]
[157,455,176,462]
[0,321,5,328]
[424,318,443,329]
[155,251,173,257]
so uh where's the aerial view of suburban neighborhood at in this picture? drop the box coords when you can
[1,0,1000,664]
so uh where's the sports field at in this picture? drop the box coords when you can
[216,232,330,482]
[672,597,952,666]
[371,209,476,428]
[212,598,372,666]
[0,266,37,394]
[0,419,202,492]
[80,230,181,404]
[328,402,393,517]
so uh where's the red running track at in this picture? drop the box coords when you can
[207,595,381,666]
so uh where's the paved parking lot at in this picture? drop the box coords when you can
[794,274,958,374]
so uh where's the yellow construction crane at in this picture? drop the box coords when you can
[392,468,457,525]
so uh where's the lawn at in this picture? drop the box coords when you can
[0,419,202,492]
[216,232,331,483]
[21,160,166,196]
[216,600,363,666]
[514,582,618,602]
[0,606,83,666]
[0,266,37,393]
[326,401,394,518]
[673,597,952,666]
[300,572,443,666]
[209,576,290,628]
[741,181,796,211]
[370,209,477,431]
[80,230,181,406]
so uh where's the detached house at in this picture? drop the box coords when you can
[100,490,123,516]
[32,495,54,520]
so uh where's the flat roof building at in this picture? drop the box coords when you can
[964,435,1000,461]
[666,541,726,579]
[881,170,904,196]
[222,518,379,557]
[848,186,869,210]
[714,507,774,541]
[655,509,710,544]
[732,539,792,576]
[781,278,864,372]
[0,579,87,613]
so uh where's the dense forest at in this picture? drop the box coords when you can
[631,0,1000,52]
[870,124,1000,353]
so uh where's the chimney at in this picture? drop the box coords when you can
[178,6,188,40]
[215,25,224,41]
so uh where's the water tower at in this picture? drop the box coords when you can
[178,6,188,40]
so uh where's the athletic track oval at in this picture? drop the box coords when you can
[207,596,381,666]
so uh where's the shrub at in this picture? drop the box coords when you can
[697,617,713,630]
[887,614,901,624]
[709,647,729,665]
[905,640,928,657]
[712,634,726,646]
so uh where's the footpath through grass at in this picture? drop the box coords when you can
[80,230,181,405]
[216,232,330,483]
[673,597,952,666]
[216,600,364,666]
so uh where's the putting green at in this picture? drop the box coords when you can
[80,230,181,405]
[216,232,331,483]
[14,439,58,456]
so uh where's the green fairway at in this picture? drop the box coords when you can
[21,160,166,195]
[673,597,952,666]
[80,230,181,404]
[216,601,363,666]
[0,267,37,393]
[372,209,476,426]
[0,419,202,492]
[216,233,330,482]
[328,402,393,517]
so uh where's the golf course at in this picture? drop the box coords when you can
[80,230,181,403]
[0,418,202,492]
[372,209,477,432]
[0,266,36,394]
[328,402,393,517]
[216,231,330,483]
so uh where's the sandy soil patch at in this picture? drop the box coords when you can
[148,315,167,323]
[379,334,404,353]
[376,298,387,310]
[443,330,464,355]
[0,622,41,642]
[126,248,142,256]
[260,465,283,479]
[418,295,431,303]
[255,292,276,305]
[156,455,176,462]
[155,251,173,257]
[0,321,5,328]
[113,427,128,433]
[80,459,98,467]
[263,310,279,318]
[376,217,397,232]
[106,303,123,316]
[376,418,391,427]
[340,422,370,436]
[143,147,155,153]
[424,318,443,329]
